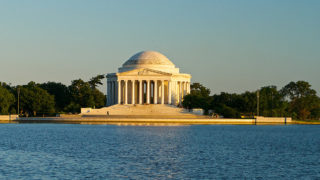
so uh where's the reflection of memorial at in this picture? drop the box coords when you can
[106,51,191,106]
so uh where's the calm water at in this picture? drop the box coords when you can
[0,124,319,179]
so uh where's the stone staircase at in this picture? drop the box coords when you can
[81,104,206,118]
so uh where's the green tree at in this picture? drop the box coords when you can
[258,86,287,117]
[217,104,240,118]
[182,83,211,112]
[68,79,95,109]
[190,83,210,97]
[310,105,320,120]
[239,91,256,116]
[281,81,319,120]
[0,84,15,115]
[281,81,317,99]
[210,92,242,118]
[39,82,70,112]
[92,88,106,108]
[88,74,105,89]
[19,82,55,116]
[182,94,210,110]
[89,75,106,108]
[65,73,107,113]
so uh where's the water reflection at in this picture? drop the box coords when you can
[0,124,319,179]
[80,122,190,126]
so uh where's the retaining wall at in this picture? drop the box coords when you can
[256,116,292,123]
[0,115,19,121]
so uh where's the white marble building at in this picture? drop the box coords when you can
[106,51,191,106]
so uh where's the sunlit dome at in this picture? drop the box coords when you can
[106,50,191,107]
[118,51,179,73]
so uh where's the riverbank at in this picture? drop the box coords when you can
[290,120,320,125]
[1,116,318,125]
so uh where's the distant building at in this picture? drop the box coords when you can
[106,51,191,106]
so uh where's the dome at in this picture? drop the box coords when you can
[123,51,174,66]
[118,51,179,73]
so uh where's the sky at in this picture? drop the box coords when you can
[0,0,319,95]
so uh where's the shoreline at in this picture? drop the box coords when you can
[1,117,319,125]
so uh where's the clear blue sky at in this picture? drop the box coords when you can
[0,0,319,94]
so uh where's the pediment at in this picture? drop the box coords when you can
[118,68,172,76]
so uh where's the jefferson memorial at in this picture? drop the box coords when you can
[106,51,191,106]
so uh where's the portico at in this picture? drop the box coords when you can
[106,51,191,106]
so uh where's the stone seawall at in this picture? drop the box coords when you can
[256,116,292,123]
[16,118,254,125]
[0,115,19,121]
[11,116,295,125]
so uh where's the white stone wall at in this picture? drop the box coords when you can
[0,115,19,120]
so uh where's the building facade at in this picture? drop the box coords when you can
[106,51,191,106]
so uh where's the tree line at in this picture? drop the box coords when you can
[1,76,319,120]
[0,75,106,116]
[182,81,320,120]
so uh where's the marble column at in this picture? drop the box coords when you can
[180,81,183,104]
[112,81,114,105]
[139,80,143,104]
[182,82,185,101]
[175,81,179,104]
[154,80,158,104]
[110,82,113,105]
[161,80,164,104]
[114,81,117,104]
[132,80,135,104]
[125,80,128,104]
[106,81,109,106]
[172,81,176,105]
[168,81,171,104]
[113,81,118,104]
[181,81,184,98]
[109,81,113,105]
[106,82,110,106]
[147,80,150,104]
[118,80,121,104]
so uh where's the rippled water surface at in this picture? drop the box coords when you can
[0,124,319,179]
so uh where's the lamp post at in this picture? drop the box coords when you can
[257,90,259,117]
[271,91,273,117]
[17,87,20,116]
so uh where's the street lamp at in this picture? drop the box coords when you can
[271,91,273,117]
[17,87,20,116]
[257,90,259,117]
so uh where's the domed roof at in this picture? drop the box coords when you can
[118,51,179,73]
[123,51,175,67]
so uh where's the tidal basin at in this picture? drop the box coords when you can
[0,124,319,179]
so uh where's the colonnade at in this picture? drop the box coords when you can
[106,81,117,105]
[107,79,190,106]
